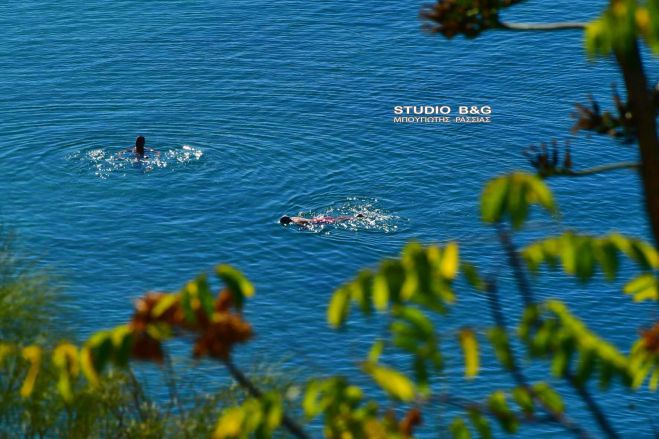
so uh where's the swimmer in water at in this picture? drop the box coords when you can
[280,213,365,227]
[121,136,160,159]
[134,135,146,157]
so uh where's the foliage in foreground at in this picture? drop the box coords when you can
[0,235,297,438]
[2,168,657,438]
[3,0,659,438]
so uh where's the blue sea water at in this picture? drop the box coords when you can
[1,0,657,436]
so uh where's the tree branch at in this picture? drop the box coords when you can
[565,371,622,439]
[549,162,640,177]
[494,226,622,439]
[614,40,659,248]
[499,22,587,31]
[484,279,592,439]
[224,359,310,439]
[496,224,535,307]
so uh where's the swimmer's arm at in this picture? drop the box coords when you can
[116,147,133,159]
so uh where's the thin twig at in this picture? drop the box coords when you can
[552,162,640,177]
[496,224,535,307]
[565,371,622,439]
[127,368,148,422]
[224,359,310,439]
[499,22,587,31]
[163,354,188,437]
[434,392,548,423]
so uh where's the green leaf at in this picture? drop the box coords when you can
[376,259,405,307]
[487,390,517,433]
[522,243,544,275]
[507,175,528,230]
[352,270,374,315]
[533,382,564,414]
[52,343,79,403]
[575,348,596,385]
[110,325,133,368]
[302,380,323,418]
[368,340,384,364]
[560,233,577,276]
[526,175,557,215]
[481,175,509,223]
[86,331,113,374]
[462,262,486,291]
[594,240,619,281]
[180,286,196,325]
[393,306,434,337]
[450,417,471,439]
[486,327,513,370]
[215,264,255,311]
[481,173,557,229]
[413,356,430,395]
[574,239,595,282]
[468,408,492,439]
[586,16,612,57]
[644,2,659,53]
[195,274,215,315]
[512,387,534,415]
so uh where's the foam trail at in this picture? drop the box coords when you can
[287,197,401,234]
[68,145,203,179]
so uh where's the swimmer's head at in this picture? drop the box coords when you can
[135,135,145,155]
[279,216,292,226]
[356,213,365,218]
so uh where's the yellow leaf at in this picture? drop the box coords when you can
[636,7,650,35]
[372,274,389,311]
[214,407,246,439]
[624,274,658,302]
[459,328,480,379]
[152,293,179,318]
[216,264,255,297]
[440,242,460,280]
[53,343,80,403]
[327,288,350,328]
[53,343,80,376]
[20,346,42,398]
[366,364,416,402]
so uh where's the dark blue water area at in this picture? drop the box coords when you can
[1,0,657,436]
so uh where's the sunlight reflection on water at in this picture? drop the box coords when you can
[69,145,204,178]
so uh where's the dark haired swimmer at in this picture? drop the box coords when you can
[280,213,365,227]
[135,135,146,157]
[121,136,160,159]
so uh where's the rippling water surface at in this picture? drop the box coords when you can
[1,0,657,436]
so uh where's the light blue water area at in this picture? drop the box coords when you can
[1,0,657,436]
